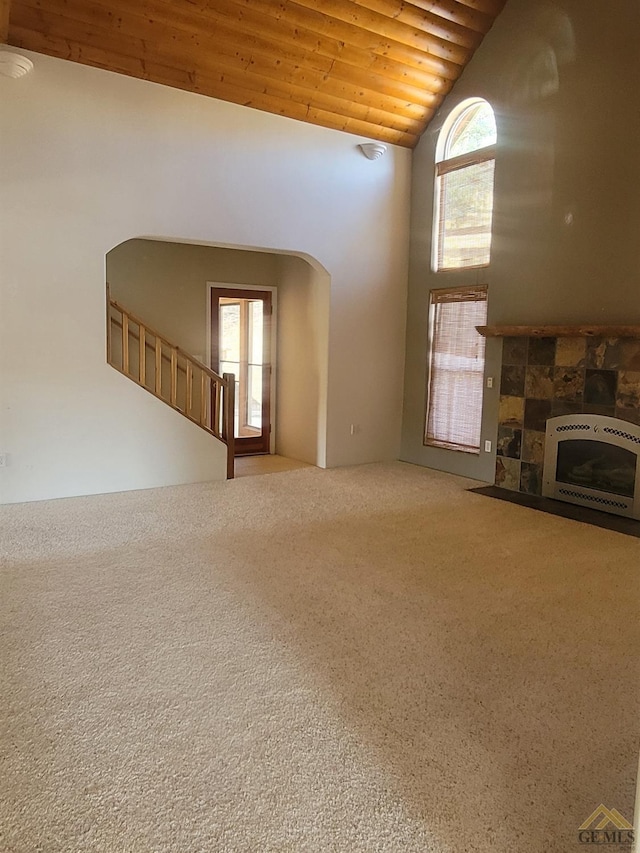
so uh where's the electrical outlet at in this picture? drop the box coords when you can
[0,453,7,468]
[484,440,492,453]
[486,376,494,389]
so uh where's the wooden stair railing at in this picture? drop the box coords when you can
[106,288,235,479]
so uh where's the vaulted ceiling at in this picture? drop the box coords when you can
[4,0,508,148]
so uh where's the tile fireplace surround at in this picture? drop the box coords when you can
[494,335,640,496]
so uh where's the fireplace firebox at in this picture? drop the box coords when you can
[543,415,640,520]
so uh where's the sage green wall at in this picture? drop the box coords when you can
[401,0,640,481]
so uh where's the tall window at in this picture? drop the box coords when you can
[433,98,496,271]
[425,286,487,453]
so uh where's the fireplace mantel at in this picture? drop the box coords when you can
[477,325,640,338]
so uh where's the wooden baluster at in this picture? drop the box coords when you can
[186,361,193,416]
[139,324,146,386]
[107,308,113,366]
[209,379,220,438]
[213,380,222,437]
[155,338,162,395]
[122,314,129,375]
[106,284,112,365]
[106,298,233,445]
[200,371,207,427]
[170,348,178,406]
[223,372,235,479]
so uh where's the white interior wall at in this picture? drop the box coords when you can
[0,51,411,504]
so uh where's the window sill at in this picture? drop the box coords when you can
[424,439,481,455]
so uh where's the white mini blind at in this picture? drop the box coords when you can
[425,286,488,453]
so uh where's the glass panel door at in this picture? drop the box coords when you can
[247,299,263,432]
[211,289,272,455]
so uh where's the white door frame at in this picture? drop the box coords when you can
[206,282,278,454]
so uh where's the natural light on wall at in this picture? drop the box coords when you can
[433,98,497,271]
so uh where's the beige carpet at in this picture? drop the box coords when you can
[1,462,638,852]
[235,454,311,478]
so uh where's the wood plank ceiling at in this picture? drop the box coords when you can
[5,0,507,148]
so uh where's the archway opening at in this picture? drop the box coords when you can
[106,237,330,468]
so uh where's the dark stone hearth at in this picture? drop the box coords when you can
[470,486,640,538]
[501,365,526,396]
[584,369,617,406]
[527,337,556,366]
[524,398,552,431]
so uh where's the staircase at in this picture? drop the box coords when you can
[106,287,235,479]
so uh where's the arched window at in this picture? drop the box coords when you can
[433,98,496,271]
